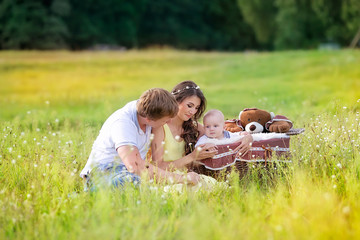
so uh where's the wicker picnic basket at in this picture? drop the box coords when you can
[194,128,304,178]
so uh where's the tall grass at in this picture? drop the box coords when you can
[0,50,359,239]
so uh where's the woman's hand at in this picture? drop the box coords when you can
[193,143,218,160]
[234,134,253,157]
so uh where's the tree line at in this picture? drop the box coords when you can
[0,0,359,51]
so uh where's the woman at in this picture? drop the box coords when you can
[151,81,253,173]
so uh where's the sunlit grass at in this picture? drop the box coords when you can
[0,49,360,239]
[1,50,359,121]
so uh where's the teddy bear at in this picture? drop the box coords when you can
[225,108,293,133]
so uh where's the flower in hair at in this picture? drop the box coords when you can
[171,85,201,95]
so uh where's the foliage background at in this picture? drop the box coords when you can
[0,0,359,50]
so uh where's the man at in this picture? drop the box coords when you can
[80,88,200,189]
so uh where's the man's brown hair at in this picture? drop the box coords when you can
[137,88,178,120]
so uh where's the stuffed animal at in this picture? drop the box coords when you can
[225,108,293,133]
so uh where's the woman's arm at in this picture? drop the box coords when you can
[151,125,217,171]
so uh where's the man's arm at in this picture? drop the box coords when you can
[116,145,199,184]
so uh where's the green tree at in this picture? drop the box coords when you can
[274,0,323,49]
[342,0,360,46]
[0,0,70,49]
[138,0,256,50]
[66,0,146,49]
[138,0,208,49]
[203,0,257,50]
[236,0,277,48]
[311,0,348,44]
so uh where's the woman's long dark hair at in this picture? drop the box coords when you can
[171,81,206,155]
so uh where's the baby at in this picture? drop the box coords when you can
[196,109,248,147]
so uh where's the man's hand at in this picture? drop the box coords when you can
[234,134,253,157]
[185,172,201,185]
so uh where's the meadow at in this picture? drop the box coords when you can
[0,49,360,239]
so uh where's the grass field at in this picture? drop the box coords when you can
[1,49,360,239]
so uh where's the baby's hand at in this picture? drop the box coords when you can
[240,131,250,136]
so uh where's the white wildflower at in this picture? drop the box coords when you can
[34,164,38,168]
[275,225,283,232]
[45,101,50,105]
[336,163,342,168]
[149,186,158,191]
[55,119,59,123]
[342,206,351,215]
[11,159,16,164]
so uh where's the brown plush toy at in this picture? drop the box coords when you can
[225,108,293,133]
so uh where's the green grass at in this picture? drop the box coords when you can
[0,49,360,239]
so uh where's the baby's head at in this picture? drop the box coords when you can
[203,109,226,139]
